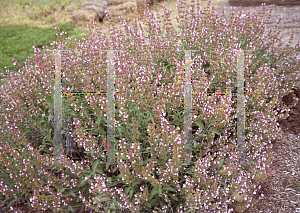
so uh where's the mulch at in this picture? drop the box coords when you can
[236,87,300,213]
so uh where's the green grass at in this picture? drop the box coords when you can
[0,22,88,73]
[0,22,90,87]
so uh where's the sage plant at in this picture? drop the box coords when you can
[0,0,299,212]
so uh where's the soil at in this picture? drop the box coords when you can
[277,88,300,134]
[0,0,300,212]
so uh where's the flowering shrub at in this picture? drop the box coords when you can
[0,0,300,212]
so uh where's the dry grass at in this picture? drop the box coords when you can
[0,0,86,30]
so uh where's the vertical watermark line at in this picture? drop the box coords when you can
[107,50,116,164]
[236,49,245,166]
[51,48,119,165]
[184,50,193,164]
[54,50,63,165]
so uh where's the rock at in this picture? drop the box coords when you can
[103,1,137,20]
[82,5,106,20]
[80,0,108,20]
[72,0,164,28]
[108,0,135,6]
[72,0,109,27]
[72,9,100,27]
[82,0,109,9]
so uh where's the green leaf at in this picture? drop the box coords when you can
[99,126,106,136]
[110,204,117,210]
[101,197,111,202]
[102,116,107,124]
[110,180,123,187]
[83,109,89,118]
[217,159,225,170]
[143,147,151,154]
[69,191,76,197]
[209,129,221,135]
[92,159,100,172]
[68,111,78,118]
[77,177,87,187]
[125,187,132,195]
[195,120,204,129]
[203,134,213,139]
[294,184,300,191]
[121,155,129,161]
[47,114,52,124]
[69,205,74,212]
[170,193,179,201]
[195,133,212,141]
[145,114,153,123]
[61,129,66,135]
[249,132,255,136]
[207,120,216,129]
[158,187,161,195]
[6,197,18,209]
[184,167,194,175]
[59,187,66,193]
[116,174,122,180]
[220,180,227,188]
[149,188,158,200]
[193,140,198,149]
[95,165,104,175]
[21,130,33,138]
[132,181,141,188]
[94,195,103,203]
[45,93,53,107]
[37,144,46,153]
[147,199,157,208]
[160,201,164,208]
[162,186,176,192]
[140,158,152,165]
[129,189,133,199]
[112,166,118,173]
